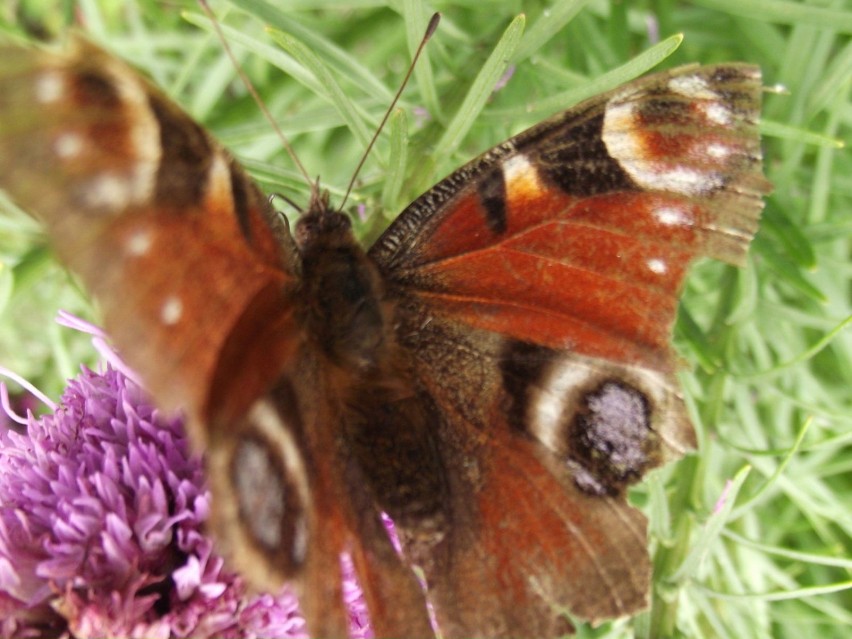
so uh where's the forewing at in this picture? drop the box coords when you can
[0,40,299,430]
[0,40,435,638]
[372,64,767,361]
[372,63,769,460]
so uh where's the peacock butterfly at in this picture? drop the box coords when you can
[0,25,769,638]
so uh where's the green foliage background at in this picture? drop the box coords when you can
[1,1,850,637]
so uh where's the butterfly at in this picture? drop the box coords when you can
[0,31,769,638]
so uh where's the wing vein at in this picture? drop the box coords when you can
[408,289,663,355]
[391,220,687,297]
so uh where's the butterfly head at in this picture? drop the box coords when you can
[293,189,355,253]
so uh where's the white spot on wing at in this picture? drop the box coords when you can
[707,142,731,159]
[502,153,536,182]
[500,153,545,209]
[631,165,722,195]
[655,206,689,226]
[54,132,83,158]
[647,258,667,274]
[34,71,64,103]
[160,296,183,325]
[668,75,716,100]
[702,102,732,126]
[599,101,640,159]
[125,229,153,256]
[81,174,133,209]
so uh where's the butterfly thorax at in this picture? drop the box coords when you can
[294,203,389,373]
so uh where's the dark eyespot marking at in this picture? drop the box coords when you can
[534,112,637,196]
[230,394,310,576]
[499,339,558,434]
[233,438,289,549]
[569,380,655,496]
[146,93,211,207]
[228,161,254,242]
[74,70,122,109]
[477,166,507,234]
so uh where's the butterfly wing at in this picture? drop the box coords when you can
[369,64,769,636]
[1,39,768,639]
[203,349,434,638]
[0,40,300,425]
[0,41,434,638]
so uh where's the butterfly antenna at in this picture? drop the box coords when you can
[338,12,441,212]
[198,0,315,194]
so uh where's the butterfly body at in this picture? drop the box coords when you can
[0,36,769,638]
[294,198,390,372]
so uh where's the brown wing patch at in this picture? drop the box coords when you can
[0,40,299,431]
[208,354,437,639]
[368,64,769,636]
[374,62,768,406]
[389,187,706,365]
[401,382,650,638]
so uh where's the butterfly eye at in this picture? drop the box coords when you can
[293,217,316,248]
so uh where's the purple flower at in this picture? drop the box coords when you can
[0,363,372,638]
